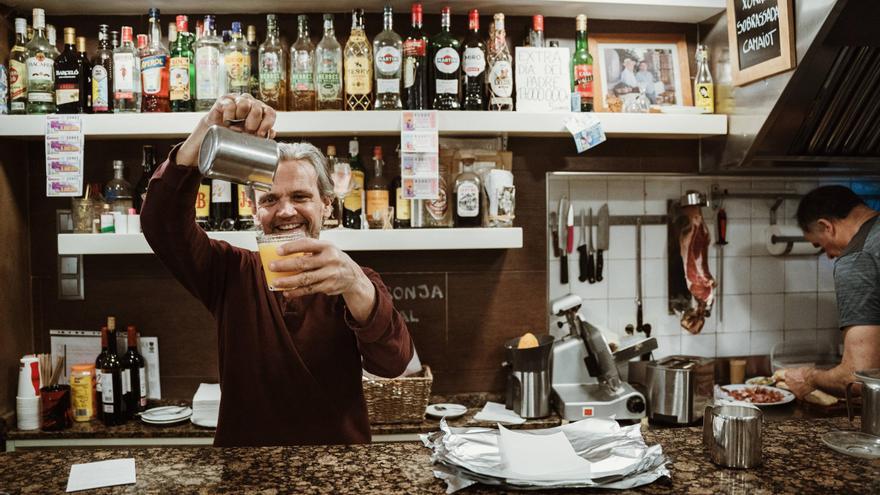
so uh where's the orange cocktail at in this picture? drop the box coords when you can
[257,232,307,291]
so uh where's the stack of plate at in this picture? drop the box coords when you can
[140,406,192,425]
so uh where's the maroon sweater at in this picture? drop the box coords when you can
[140,149,413,447]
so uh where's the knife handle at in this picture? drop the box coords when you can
[551,230,561,258]
[586,251,596,284]
[577,245,588,282]
[595,250,604,282]
[566,227,574,253]
[560,254,569,284]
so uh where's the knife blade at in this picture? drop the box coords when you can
[566,203,574,254]
[577,209,588,282]
[550,211,560,258]
[559,197,569,284]
[587,208,596,283]
[596,204,609,282]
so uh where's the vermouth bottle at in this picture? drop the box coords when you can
[429,6,461,110]
[259,14,286,110]
[486,13,513,111]
[344,9,372,111]
[373,5,403,110]
[402,3,428,110]
[289,15,316,111]
[113,26,140,113]
[170,15,195,112]
[194,15,223,111]
[141,8,171,112]
[9,18,29,114]
[54,27,81,113]
[91,24,113,113]
[461,9,486,111]
[314,14,342,111]
[25,8,55,114]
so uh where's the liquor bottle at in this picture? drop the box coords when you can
[344,9,373,111]
[343,138,364,229]
[0,50,6,114]
[246,25,260,97]
[259,14,286,110]
[91,25,113,113]
[391,175,411,228]
[101,317,124,426]
[529,15,545,47]
[314,14,343,111]
[105,160,134,213]
[323,145,340,229]
[136,35,148,59]
[429,6,461,110]
[120,325,146,418]
[25,8,56,114]
[196,178,211,230]
[572,15,593,112]
[453,160,482,227]
[695,44,714,114]
[373,5,403,110]
[211,179,236,230]
[110,30,120,51]
[113,26,140,112]
[134,145,155,212]
[94,325,110,421]
[289,15,316,111]
[142,8,171,112]
[486,13,513,111]
[195,15,223,111]
[402,3,428,110]
[461,9,486,111]
[235,184,255,230]
[167,22,177,49]
[76,36,92,113]
[224,22,250,95]
[9,18,29,114]
[54,27,80,113]
[46,24,60,58]
[366,146,390,229]
[170,16,195,112]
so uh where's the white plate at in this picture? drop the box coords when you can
[822,431,880,459]
[142,415,192,425]
[140,406,193,424]
[717,385,795,406]
[426,403,468,419]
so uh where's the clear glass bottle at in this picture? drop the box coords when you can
[486,13,513,111]
[289,15,316,111]
[9,18,29,114]
[91,24,113,113]
[695,44,714,113]
[194,15,223,111]
[314,14,343,111]
[373,5,403,110]
[76,36,92,113]
[345,9,373,111]
[46,24,60,59]
[453,160,482,227]
[259,14,286,110]
[366,146,390,229]
[461,9,486,111]
[104,160,134,213]
[343,138,365,229]
[224,22,250,95]
[142,8,171,112]
[170,15,195,112]
[246,25,260,97]
[54,27,81,113]
[110,30,120,51]
[571,14,594,112]
[402,3,428,110]
[429,6,461,110]
[25,8,56,114]
[113,26,140,112]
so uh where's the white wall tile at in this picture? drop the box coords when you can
[784,257,818,293]
[750,294,785,331]
[784,328,817,344]
[654,335,681,359]
[609,259,637,299]
[717,332,750,357]
[681,333,716,357]
[570,179,608,217]
[642,259,667,298]
[724,219,752,257]
[750,180,784,220]
[784,181,819,225]
[718,294,750,333]
[749,219,771,256]
[751,257,785,294]
[784,293,818,330]
[548,257,572,301]
[643,297,681,336]
[751,331,784,355]
[645,178,680,215]
[816,292,839,329]
[581,299,610,335]
[721,256,751,295]
[608,179,645,215]
[608,298,635,338]
[642,225,668,259]
[818,256,835,292]
[609,225,637,259]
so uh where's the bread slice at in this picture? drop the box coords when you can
[775,376,839,406]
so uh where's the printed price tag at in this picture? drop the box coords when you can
[45,115,84,197]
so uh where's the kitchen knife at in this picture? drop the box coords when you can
[558,198,569,284]
[577,209,590,282]
[550,211,560,258]
[595,204,609,282]
[566,203,574,254]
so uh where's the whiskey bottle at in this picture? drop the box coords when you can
[195,179,211,230]
[246,25,260,98]
[695,44,714,113]
[235,184,255,230]
[259,14,286,110]
[486,13,513,111]
[344,9,373,111]
[195,15,223,111]
[9,18,29,114]
[366,146,390,229]
[170,15,195,112]
[402,3,428,110]
[453,160,482,227]
[572,15,593,112]
[225,22,251,96]
[113,26,140,113]
[142,8,170,112]
[373,4,403,110]
[25,8,55,114]
[314,14,342,111]
[461,9,486,111]
[91,24,113,113]
[211,179,236,231]
[76,36,92,113]
[343,138,365,229]
[54,27,81,113]
[289,15,316,111]
[429,6,461,110]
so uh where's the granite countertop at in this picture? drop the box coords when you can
[1,417,877,494]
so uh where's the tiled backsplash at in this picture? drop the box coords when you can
[546,175,877,359]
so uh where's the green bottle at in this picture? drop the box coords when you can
[571,14,594,112]
[170,15,195,112]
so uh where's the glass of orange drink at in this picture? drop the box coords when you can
[256,231,308,291]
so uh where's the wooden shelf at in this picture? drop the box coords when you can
[7,0,726,23]
[0,112,727,139]
[57,228,523,254]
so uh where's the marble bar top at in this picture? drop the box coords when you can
[1,417,877,494]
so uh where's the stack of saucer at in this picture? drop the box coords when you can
[140,406,192,425]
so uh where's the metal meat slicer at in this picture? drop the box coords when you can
[550,294,657,421]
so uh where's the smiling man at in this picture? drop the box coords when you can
[782,185,880,400]
[141,94,413,447]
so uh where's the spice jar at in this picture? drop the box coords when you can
[70,363,96,422]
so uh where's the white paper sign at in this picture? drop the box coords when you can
[514,47,572,113]
[400,110,440,199]
[66,458,136,492]
[45,115,84,197]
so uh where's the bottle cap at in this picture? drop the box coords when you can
[412,3,423,21]
[15,18,26,34]
[576,14,587,31]
[71,363,95,373]
[32,8,45,30]
[327,145,337,156]
[373,146,382,158]
[76,36,87,52]
[349,138,359,155]
[107,316,116,330]
[533,15,544,31]
[469,9,479,30]
[63,27,76,45]
[176,15,188,33]
[128,208,137,214]
[137,34,148,49]
[148,7,160,18]
[113,159,124,170]
[121,26,133,43]
[231,21,242,34]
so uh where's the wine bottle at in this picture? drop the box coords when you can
[101,317,125,426]
[94,325,110,422]
[211,179,236,231]
[120,325,146,418]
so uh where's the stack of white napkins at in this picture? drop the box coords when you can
[421,418,669,493]
[473,401,526,425]
[191,383,221,428]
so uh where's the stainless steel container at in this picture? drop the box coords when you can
[703,403,763,469]
[846,368,880,436]
[198,125,280,191]
[646,355,714,424]
[503,335,554,419]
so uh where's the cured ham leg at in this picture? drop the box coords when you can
[678,205,715,334]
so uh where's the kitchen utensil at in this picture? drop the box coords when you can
[558,197,569,284]
[626,219,652,343]
[566,204,574,254]
[426,403,468,419]
[821,430,880,459]
[703,403,763,469]
[715,207,727,329]
[716,384,795,407]
[137,405,189,417]
[846,368,880,436]
[550,211,560,258]
[646,356,714,425]
[198,124,280,191]
[577,209,595,283]
[595,204,609,282]
[504,334,554,419]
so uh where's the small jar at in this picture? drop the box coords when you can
[70,363,97,422]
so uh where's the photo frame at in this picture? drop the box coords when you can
[588,33,692,112]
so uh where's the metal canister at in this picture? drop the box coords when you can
[703,403,763,468]
[198,125,280,191]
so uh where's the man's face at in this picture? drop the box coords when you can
[254,159,331,238]
[624,59,635,69]
[638,62,648,71]
[803,219,846,259]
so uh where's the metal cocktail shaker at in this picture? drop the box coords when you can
[703,403,763,468]
[198,125,280,191]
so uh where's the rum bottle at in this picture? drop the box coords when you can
[54,27,81,113]
[343,138,365,229]
[486,13,513,111]
[9,18,29,114]
[373,4,403,110]
[170,15,195,112]
[402,3,428,110]
[91,24,113,113]
[572,15,593,112]
[195,15,223,111]
[315,14,343,111]
[120,325,147,418]
[695,44,714,113]
[344,9,373,111]
[25,8,55,114]
[224,22,250,95]
[258,14,286,110]
[366,146,390,229]
[461,9,486,111]
[429,6,461,110]
[113,26,140,112]
[289,15,316,111]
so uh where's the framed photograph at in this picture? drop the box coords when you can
[588,33,692,112]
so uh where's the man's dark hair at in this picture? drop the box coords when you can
[796,185,866,231]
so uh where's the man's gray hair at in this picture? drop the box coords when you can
[278,141,334,199]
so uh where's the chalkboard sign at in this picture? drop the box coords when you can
[726,0,796,86]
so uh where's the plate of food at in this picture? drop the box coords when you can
[717,384,795,406]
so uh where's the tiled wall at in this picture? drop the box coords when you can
[546,175,877,360]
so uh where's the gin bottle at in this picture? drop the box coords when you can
[113,26,140,112]
[314,14,342,111]
[289,15,316,111]
[258,14,286,110]
[224,22,250,95]
[194,15,223,111]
